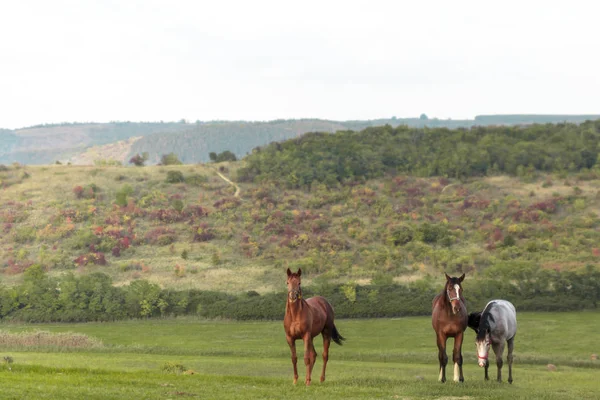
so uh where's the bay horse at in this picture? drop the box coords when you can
[283,268,345,385]
[467,299,517,383]
[431,273,467,383]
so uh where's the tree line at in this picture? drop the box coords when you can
[1,263,597,322]
[237,120,600,188]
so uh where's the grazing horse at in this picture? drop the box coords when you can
[467,300,517,383]
[432,273,467,383]
[283,268,345,386]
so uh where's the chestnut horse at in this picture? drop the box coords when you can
[431,273,467,383]
[283,268,345,385]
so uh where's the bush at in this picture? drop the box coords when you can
[166,171,185,183]
[387,224,414,246]
[115,185,134,207]
[129,153,149,167]
[162,362,186,374]
[161,153,182,165]
[14,226,36,243]
[185,174,208,185]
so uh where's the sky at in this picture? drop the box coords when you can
[1,0,599,129]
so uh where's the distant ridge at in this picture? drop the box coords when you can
[1,115,598,165]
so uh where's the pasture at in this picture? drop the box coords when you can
[1,312,598,399]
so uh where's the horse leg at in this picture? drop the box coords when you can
[452,331,464,382]
[507,337,515,384]
[436,334,448,383]
[492,341,505,382]
[303,334,316,386]
[484,358,490,380]
[286,335,299,385]
[320,334,331,383]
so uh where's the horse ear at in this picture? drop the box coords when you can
[287,268,292,277]
[444,273,451,281]
[459,273,465,282]
[297,268,302,277]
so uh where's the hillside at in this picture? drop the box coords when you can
[0,122,191,164]
[2,115,599,165]
[66,137,142,165]
[2,161,600,296]
[2,120,600,321]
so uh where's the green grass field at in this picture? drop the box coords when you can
[1,312,598,399]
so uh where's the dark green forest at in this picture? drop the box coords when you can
[238,120,600,188]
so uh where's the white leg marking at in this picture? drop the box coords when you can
[439,367,443,381]
[454,362,459,382]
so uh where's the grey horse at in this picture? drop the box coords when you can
[467,300,517,383]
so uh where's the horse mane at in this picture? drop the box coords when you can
[476,301,496,341]
[467,312,481,333]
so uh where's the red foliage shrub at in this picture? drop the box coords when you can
[404,187,423,197]
[61,209,83,222]
[4,258,34,275]
[213,197,241,210]
[530,199,558,213]
[112,246,121,257]
[283,225,297,238]
[119,236,130,249]
[264,222,283,234]
[193,223,215,242]
[145,227,177,245]
[104,214,120,225]
[73,185,84,199]
[183,205,209,219]
[74,252,107,266]
[492,228,504,242]
[149,208,184,223]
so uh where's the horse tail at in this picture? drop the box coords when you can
[331,323,346,345]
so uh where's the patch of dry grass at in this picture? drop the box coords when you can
[0,330,102,349]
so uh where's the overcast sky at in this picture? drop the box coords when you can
[1,0,598,129]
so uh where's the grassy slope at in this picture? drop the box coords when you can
[1,313,599,399]
[65,136,142,165]
[2,163,600,293]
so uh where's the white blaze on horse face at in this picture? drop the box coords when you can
[476,334,490,367]
[449,284,461,314]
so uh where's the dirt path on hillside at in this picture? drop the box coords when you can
[214,169,241,198]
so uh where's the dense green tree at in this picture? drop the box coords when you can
[161,153,182,165]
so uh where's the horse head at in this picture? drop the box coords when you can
[444,273,465,315]
[475,329,491,367]
[286,268,303,303]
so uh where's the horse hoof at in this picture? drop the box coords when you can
[293,378,298,385]
[320,377,325,383]
[305,381,311,386]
